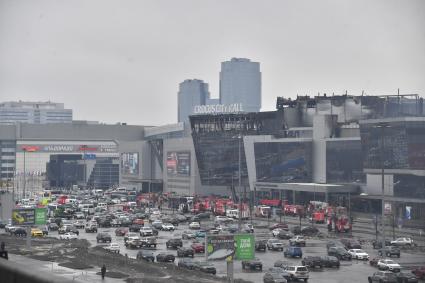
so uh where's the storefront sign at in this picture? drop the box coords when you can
[35,208,47,225]
[193,103,243,114]
[17,143,118,153]
[405,206,412,220]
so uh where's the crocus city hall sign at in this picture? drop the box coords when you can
[193,103,243,115]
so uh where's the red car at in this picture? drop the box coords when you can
[133,219,144,226]
[412,266,425,279]
[115,227,128,236]
[269,223,288,231]
[191,243,205,253]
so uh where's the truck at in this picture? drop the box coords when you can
[226,209,249,220]
[255,205,271,217]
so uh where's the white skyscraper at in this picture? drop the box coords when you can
[219,58,261,113]
[177,79,210,123]
[0,101,73,124]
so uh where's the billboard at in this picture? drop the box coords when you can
[121,153,139,175]
[12,209,35,225]
[166,152,190,177]
[207,235,235,260]
[234,234,255,260]
[35,208,47,225]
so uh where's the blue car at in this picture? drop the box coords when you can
[284,246,303,258]
[195,231,206,238]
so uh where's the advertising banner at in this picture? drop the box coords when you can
[207,235,235,260]
[384,202,392,215]
[35,208,47,225]
[121,153,139,175]
[405,206,412,220]
[166,152,190,177]
[12,209,35,225]
[234,234,255,260]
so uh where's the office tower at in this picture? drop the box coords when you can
[219,58,261,112]
[177,79,210,123]
[0,101,73,124]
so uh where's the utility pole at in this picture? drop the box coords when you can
[379,123,390,246]
[23,148,26,200]
[238,134,242,232]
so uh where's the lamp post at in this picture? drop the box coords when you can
[376,122,390,245]
[23,147,27,200]
[238,134,242,232]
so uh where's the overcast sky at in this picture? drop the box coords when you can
[1,0,424,126]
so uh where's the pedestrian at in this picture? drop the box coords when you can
[101,264,106,280]
[0,242,5,251]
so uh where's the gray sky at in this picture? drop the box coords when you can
[1,0,424,126]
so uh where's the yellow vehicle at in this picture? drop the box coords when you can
[31,228,44,237]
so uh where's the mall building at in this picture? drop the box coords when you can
[0,94,424,228]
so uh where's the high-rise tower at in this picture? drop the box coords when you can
[177,79,210,123]
[219,58,261,112]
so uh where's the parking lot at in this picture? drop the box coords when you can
[44,209,425,283]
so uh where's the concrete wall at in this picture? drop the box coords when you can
[366,173,394,196]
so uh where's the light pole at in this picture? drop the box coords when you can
[376,122,390,245]
[23,147,27,200]
[238,134,242,232]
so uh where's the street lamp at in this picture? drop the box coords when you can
[237,134,242,232]
[375,122,391,245]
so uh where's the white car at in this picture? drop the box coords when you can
[161,223,175,231]
[272,228,283,237]
[104,243,120,253]
[348,249,369,260]
[140,227,154,237]
[189,222,201,230]
[60,232,78,240]
[390,237,413,246]
[377,259,401,272]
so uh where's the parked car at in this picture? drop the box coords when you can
[263,272,288,283]
[320,256,340,268]
[125,236,142,249]
[326,240,345,250]
[124,232,139,243]
[348,249,369,260]
[31,228,44,237]
[301,256,323,269]
[327,247,352,260]
[96,233,112,243]
[193,261,216,275]
[129,224,142,232]
[396,271,418,283]
[11,227,27,237]
[115,227,128,236]
[191,242,205,253]
[243,223,254,233]
[289,235,306,247]
[255,240,267,252]
[140,227,154,237]
[60,232,78,240]
[412,266,425,279]
[370,257,380,267]
[277,231,294,240]
[372,239,392,249]
[379,246,401,258]
[377,259,401,272]
[189,222,201,230]
[140,237,157,248]
[85,222,98,233]
[161,223,175,231]
[341,238,362,249]
[48,223,59,231]
[368,271,398,283]
[267,267,291,281]
[267,239,284,251]
[284,265,309,282]
[156,253,175,263]
[178,258,196,270]
[104,243,120,253]
[177,247,194,258]
[391,238,414,247]
[284,246,303,258]
[272,228,283,237]
[73,220,85,229]
[136,250,155,262]
[269,223,289,231]
[182,230,196,240]
[242,258,263,271]
[166,238,183,249]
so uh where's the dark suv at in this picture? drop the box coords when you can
[283,246,303,258]
[372,239,391,249]
[177,247,194,258]
[255,240,267,252]
[96,233,112,243]
[378,246,400,258]
[320,256,340,268]
[368,271,397,283]
[136,250,155,262]
[241,258,263,271]
[302,256,323,269]
[166,238,183,249]
[340,238,361,249]
[328,247,352,260]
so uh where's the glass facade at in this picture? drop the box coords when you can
[393,174,425,199]
[88,157,119,189]
[326,140,364,183]
[254,142,312,183]
[361,121,425,170]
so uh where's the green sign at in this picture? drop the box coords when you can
[35,208,47,225]
[234,234,255,260]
